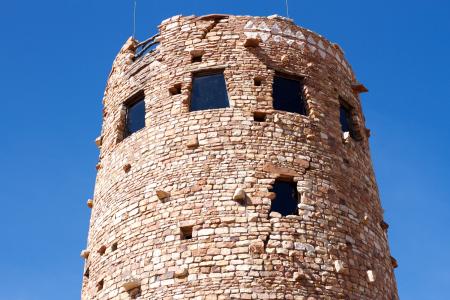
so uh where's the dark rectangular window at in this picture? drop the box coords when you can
[125,94,146,137]
[190,71,229,111]
[339,102,356,138]
[270,179,298,216]
[273,74,307,115]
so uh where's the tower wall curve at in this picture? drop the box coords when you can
[82,14,398,300]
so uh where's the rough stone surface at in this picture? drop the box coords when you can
[81,14,398,300]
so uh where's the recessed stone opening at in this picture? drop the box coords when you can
[98,245,107,255]
[84,267,90,278]
[123,163,132,173]
[97,279,104,291]
[269,179,299,217]
[112,242,118,252]
[254,77,263,86]
[191,55,203,63]
[169,83,182,95]
[180,226,193,240]
[253,112,267,122]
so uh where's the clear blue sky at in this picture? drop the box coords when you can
[0,1,449,299]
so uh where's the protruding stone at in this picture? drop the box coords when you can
[186,136,199,149]
[367,270,376,282]
[390,256,398,269]
[361,213,369,224]
[249,240,265,255]
[156,190,170,201]
[380,220,389,231]
[233,188,246,201]
[95,136,103,148]
[174,266,189,278]
[269,211,282,218]
[189,49,205,58]
[352,82,368,93]
[244,37,260,47]
[87,199,94,209]
[80,249,90,259]
[334,260,344,273]
[122,278,141,291]
[95,162,102,170]
[293,270,305,281]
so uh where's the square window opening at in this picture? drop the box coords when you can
[84,267,90,278]
[190,71,229,111]
[111,242,118,252]
[272,73,307,115]
[124,91,146,138]
[253,112,267,122]
[269,179,299,217]
[254,77,263,86]
[180,226,193,240]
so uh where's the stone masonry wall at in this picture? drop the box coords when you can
[81,14,398,300]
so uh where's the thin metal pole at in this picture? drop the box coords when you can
[285,0,290,18]
[133,0,137,38]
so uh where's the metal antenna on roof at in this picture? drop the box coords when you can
[133,0,137,38]
[285,0,290,18]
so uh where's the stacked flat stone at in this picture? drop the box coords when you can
[82,14,398,300]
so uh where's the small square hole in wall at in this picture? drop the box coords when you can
[180,226,193,240]
[111,242,118,252]
[84,267,90,278]
[169,83,182,96]
[253,112,267,122]
[98,245,107,255]
[97,279,104,292]
[254,77,263,86]
[191,55,203,63]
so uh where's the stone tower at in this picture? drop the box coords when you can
[81,14,398,300]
